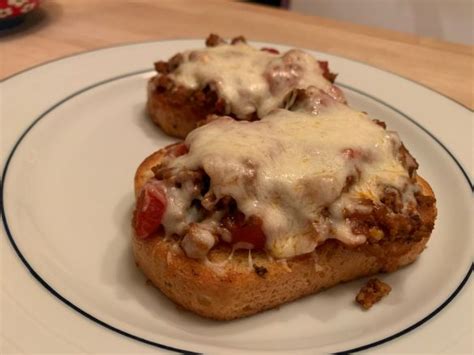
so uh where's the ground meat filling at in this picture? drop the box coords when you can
[344,191,435,244]
[340,128,433,243]
[149,33,339,125]
[154,53,184,74]
[318,60,338,83]
[152,76,227,117]
[148,139,435,260]
[206,33,228,47]
[398,143,419,178]
[151,149,266,257]
[356,278,392,309]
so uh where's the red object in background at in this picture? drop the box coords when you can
[0,0,40,20]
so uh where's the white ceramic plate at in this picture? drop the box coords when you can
[1,40,472,354]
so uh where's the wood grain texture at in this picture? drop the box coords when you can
[2,0,473,108]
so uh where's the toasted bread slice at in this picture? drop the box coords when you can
[132,149,436,320]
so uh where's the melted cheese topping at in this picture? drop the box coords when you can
[169,43,340,118]
[163,103,415,259]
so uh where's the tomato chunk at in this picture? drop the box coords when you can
[133,180,167,239]
[225,213,266,250]
[261,47,280,54]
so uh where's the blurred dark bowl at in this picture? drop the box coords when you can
[0,0,40,28]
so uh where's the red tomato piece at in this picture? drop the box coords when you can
[231,215,266,250]
[133,180,167,239]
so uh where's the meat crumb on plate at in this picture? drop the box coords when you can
[356,278,392,310]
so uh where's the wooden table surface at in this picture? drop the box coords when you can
[2,0,473,109]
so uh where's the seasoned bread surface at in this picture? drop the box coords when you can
[147,79,207,138]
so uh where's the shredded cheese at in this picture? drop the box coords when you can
[163,100,416,258]
[169,43,343,118]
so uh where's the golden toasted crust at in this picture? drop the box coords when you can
[132,149,437,320]
[147,79,211,139]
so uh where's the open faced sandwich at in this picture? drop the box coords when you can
[133,88,436,320]
[147,34,345,138]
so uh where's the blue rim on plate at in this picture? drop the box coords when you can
[1,68,473,354]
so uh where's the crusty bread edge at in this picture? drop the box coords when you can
[132,148,436,320]
[147,78,201,139]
